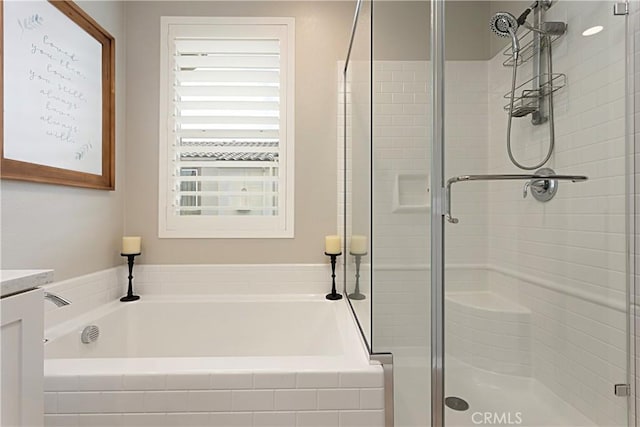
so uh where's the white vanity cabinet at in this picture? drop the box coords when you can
[1,270,50,427]
[1,288,44,427]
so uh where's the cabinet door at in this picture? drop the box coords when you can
[1,288,43,427]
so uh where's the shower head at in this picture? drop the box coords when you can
[490,12,519,37]
[490,12,520,60]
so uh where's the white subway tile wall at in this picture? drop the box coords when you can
[337,60,489,347]
[488,2,627,425]
[44,371,384,427]
[370,60,490,268]
[363,60,490,352]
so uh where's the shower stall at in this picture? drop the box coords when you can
[340,0,638,426]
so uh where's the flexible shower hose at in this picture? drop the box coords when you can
[506,34,555,170]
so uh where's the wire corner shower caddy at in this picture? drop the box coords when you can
[501,28,567,119]
[491,3,568,170]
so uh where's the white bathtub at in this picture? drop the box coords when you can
[43,295,385,427]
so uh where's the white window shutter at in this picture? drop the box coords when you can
[159,18,294,238]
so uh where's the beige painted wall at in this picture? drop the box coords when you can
[0,1,126,281]
[373,1,493,61]
[124,1,354,264]
[372,1,534,61]
[0,0,515,277]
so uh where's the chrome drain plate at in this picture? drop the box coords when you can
[445,396,469,411]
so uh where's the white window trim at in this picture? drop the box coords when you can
[158,16,295,238]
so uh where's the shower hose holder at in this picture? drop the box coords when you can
[325,252,343,301]
[120,252,141,302]
[348,252,367,300]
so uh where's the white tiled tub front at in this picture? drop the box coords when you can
[44,295,383,427]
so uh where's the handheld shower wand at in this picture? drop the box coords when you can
[490,8,564,171]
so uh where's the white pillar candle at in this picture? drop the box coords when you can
[350,235,367,255]
[325,235,342,254]
[122,236,142,255]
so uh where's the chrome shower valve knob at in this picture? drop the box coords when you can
[522,167,558,202]
[522,180,548,198]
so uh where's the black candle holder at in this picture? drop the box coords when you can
[348,252,367,300]
[120,253,141,302]
[325,252,343,300]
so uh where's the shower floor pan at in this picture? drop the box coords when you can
[393,350,596,427]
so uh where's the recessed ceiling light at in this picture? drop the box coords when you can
[582,25,603,36]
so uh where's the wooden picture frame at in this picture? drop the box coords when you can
[0,0,115,190]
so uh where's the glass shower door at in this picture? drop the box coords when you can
[368,1,432,426]
[436,1,632,426]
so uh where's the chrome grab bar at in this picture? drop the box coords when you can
[445,173,588,224]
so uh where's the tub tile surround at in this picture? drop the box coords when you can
[42,263,343,327]
[43,267,126,329]
[131,264,339,296]
[42,264,383,427]
[44,372,384,427]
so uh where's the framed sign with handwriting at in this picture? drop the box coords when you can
[1,0,115,190]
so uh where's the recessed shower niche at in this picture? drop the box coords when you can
[392,173,429,213]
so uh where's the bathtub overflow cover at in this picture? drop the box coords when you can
[81,325,100,344]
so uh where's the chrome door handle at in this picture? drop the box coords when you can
[445,171,588,224]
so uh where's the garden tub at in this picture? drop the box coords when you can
[43,295,384,427]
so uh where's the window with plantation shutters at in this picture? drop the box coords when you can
[159,17,294,238]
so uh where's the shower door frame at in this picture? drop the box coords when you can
[628,2,639,425]
[430,1,637,426]
[429,0,446,425]
[342,1,396,426]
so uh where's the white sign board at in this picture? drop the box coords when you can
[3,0,103,175]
